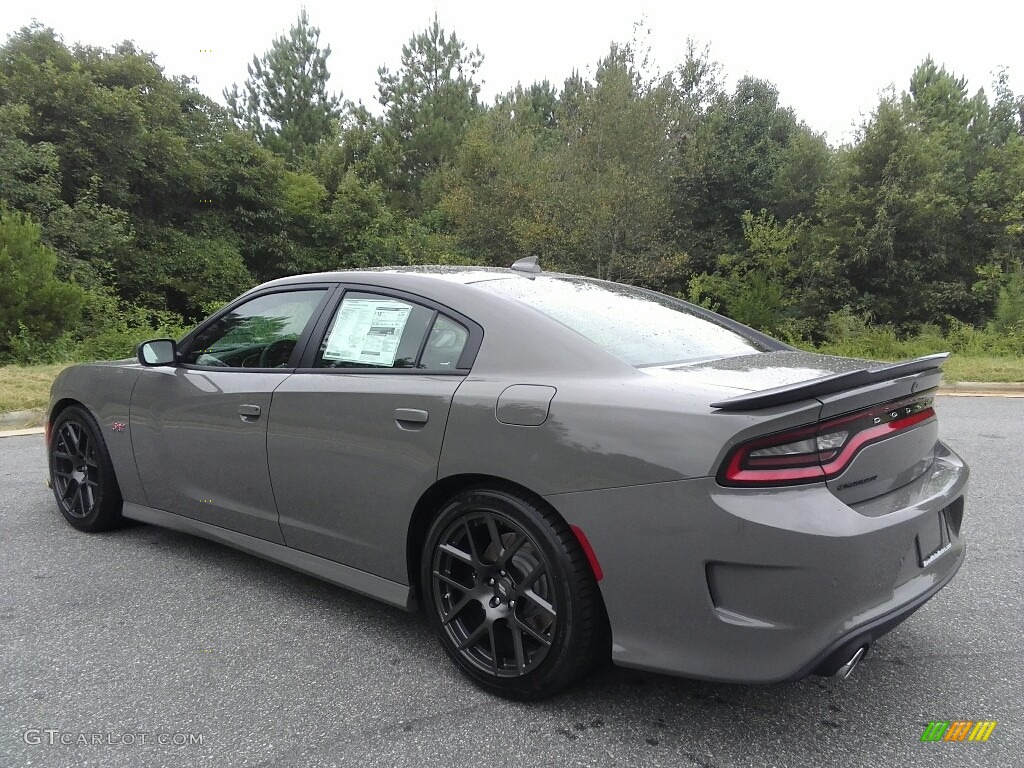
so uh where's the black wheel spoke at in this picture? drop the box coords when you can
[66,424,81,456]
[54,451,74,462]
[512,625,527,671]
[487,624,499,675]
[523,588,556,619]
[462,520,482,566]
[83,483,95,511]
[516,561,546,595]
[515,616,553,647]
[433,570,472,592]
[439,543,474,566]
[497,533,527,568]
[485,516,503,556]
[440,595,473,626]
[72,485,85,516]
[456,621,488,651]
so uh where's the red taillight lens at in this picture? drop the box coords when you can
[718,395,935,487]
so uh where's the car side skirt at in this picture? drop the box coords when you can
[122,502,414,611]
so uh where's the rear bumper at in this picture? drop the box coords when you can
[786,544,964,679]
[545,441,968,683]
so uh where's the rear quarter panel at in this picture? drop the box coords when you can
[439,375,824,495]
[49,363,146,504]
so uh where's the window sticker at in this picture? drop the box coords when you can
[323,298,412,366]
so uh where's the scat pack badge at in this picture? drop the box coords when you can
[111,421,126,432]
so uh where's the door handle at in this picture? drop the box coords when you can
[395,408,428,426]
[238,403,262,422]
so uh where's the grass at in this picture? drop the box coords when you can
[0,363,70,413]
[941,355,1024,383]
[1,352,1022,417]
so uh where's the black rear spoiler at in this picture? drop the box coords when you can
[710,353,949,411]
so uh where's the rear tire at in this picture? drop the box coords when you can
[421,486,608,700]
[48,405,123,532]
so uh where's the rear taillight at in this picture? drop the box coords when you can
[718,395,935,487]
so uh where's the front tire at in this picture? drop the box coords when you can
[421,486,608,699]
[48,405,123,532]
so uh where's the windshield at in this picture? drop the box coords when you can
[474,276,768,367]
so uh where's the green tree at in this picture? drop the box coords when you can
[444,45,677,285]
[224,10,342,165]
[812,60,1024,329]
[0,207,84,358]
[669,75,825,274]
[0,103,62,220]
[376,15,483,212]
[551,45,675,282]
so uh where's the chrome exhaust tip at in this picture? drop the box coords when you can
[835,645,868,680]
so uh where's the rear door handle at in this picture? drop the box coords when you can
[395,408,428,425]
[238,403,262,421]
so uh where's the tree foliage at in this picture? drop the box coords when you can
[374,15,484,211]
[2,19,1024,365]
[224,10,342,165]
[0,206,84,356]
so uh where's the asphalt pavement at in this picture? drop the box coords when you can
[1,396,1021,767]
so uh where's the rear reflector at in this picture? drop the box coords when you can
[719,395,935,487]
[570,525,604,582]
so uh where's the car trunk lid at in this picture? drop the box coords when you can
[814,371,941,504]
[683,351,946,505]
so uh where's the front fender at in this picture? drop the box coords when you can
[49,362,146,505]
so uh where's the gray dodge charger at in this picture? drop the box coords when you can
[46,259,968,699]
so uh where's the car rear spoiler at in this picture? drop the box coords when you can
[709,353,949,411]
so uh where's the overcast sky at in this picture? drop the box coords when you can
[3,0,1021,144]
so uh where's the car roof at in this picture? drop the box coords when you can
[258,265,550,288]
[253,266,636,378]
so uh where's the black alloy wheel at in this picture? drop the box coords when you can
[422,486,608,699]
[49,406,123,532]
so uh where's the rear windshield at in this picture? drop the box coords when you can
[474,276,767,367]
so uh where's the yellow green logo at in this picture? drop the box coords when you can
[920,721,996,742]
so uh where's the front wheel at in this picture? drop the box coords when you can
[49,405,123,532]
[421,486,608,699]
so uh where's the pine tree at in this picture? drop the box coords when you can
[376,14,483,212]
[224,10,342,165]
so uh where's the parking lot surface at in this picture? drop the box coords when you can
[1,396,1021,767]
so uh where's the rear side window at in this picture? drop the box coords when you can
[475,276,766,367]
[315,292,432,368]
[313,292,470,371]
[420,315,469,370]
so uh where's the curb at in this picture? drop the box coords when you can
[940,381,1024,395]
[0,408,43,428]
[0,427,44,438]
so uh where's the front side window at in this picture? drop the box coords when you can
[183,289,326,368]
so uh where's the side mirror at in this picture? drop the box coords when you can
[137,339,177,367]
